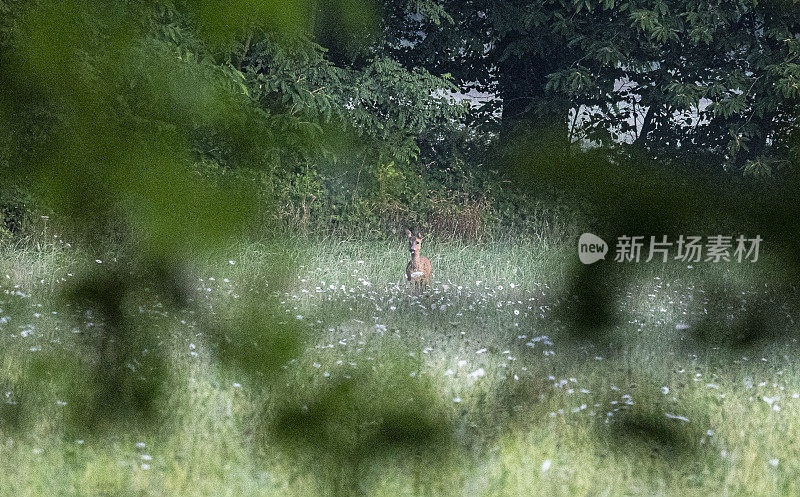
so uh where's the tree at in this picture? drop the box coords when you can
[381,0,800,174]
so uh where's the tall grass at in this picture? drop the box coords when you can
[1,236,799,495]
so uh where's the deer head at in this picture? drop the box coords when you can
[406,229,423,257]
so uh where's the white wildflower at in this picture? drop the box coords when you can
[762,396,779,407]
[665,413,690,422]
[468,368,486,379]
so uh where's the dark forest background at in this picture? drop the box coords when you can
[2,0,799,243]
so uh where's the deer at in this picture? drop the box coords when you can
[405,229,432,291]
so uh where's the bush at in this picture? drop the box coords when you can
[0,185,37,239]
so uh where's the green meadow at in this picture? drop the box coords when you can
[2,236,798,496]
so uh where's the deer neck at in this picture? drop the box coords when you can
[410,252,422,263]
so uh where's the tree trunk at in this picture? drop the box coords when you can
[733,114,772,171]
[633,105,656,149]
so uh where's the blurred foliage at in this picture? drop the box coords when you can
[0,0,302,428]
[506,126,800,339]
[209,296,305,379]
[600,378,709,463]
[267,359,454,496]
[0,0,468,489]
[1,0,800,493]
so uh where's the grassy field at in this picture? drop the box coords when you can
[1,235,799,496]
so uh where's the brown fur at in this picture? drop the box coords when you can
[405,229,432,290]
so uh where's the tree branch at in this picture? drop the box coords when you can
[236,33,253,72]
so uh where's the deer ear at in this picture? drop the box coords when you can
[406,228,412,238]
[415,231,423,239]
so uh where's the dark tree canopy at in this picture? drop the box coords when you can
[382,0,800,175]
